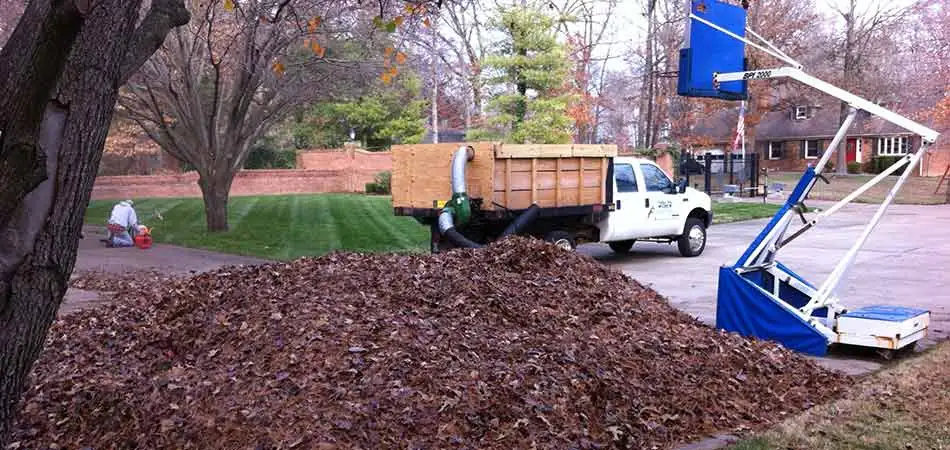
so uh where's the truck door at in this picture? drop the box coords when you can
[599,162,650,241]
[639,162,683,236]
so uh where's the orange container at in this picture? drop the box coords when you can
[135,234,152,249]
[135,227,153,250]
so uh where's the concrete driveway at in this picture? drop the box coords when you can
[581,202,950,373]
[62,226,269,314]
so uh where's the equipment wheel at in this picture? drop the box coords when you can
[677,218,706,257]
[544,230,577,251]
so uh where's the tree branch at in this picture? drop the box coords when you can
[119,0,190,84]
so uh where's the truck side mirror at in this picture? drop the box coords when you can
[677,178,688,194]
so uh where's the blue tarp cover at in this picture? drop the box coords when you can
[716,267,829,356]
[842,305,929,322]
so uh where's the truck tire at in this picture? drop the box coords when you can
[608,240,636,254]
[544,231,576,251]
[677,218,706,257]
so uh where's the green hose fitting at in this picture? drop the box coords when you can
[445,192,472,227]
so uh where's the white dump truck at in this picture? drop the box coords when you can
[392,143,713,256]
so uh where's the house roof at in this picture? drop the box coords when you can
[680,105,916,145]
[686,109,738,143]
[755,107,912,141]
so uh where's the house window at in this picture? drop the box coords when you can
[795,106,808,120]
[877,136,910,156]
[767,142,783,160]
[802,140,820,159]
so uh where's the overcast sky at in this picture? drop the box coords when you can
[596,0,919,71]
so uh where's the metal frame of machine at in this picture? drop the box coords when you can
[681,4,939,356]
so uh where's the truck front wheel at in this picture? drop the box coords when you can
[608,240,636,254]
[544,230,576,251]
[677,218,707,257]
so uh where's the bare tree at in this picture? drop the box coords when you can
[638,0,658,148]
[829,0,919,173]
[422,0,487,129]
[0,0,444,443]
[600,69,640,149]
[549,0,619,143]
[119,0,375,231]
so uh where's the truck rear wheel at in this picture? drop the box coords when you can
[677,218,706,257]
[544,231,576,251]
[608,240,636,254]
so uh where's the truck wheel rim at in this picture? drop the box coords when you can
[689,226,705,252]
[554,239,573,250]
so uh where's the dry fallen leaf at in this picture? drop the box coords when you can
[17,237,850,449]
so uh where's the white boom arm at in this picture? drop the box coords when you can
[696,11,938,353]
[714,68,939,143]
[713,63,940,316]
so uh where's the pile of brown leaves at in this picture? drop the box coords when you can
[69,269,180,292]
[16,238,849,449]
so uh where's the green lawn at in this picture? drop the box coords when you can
[85,194,430,260]
[85,195,779,259]
[712,201,781,224]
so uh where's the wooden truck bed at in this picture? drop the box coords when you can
[391,143,617,215]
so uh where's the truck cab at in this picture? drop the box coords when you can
[596,157,712,257]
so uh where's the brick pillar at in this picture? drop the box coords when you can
[655,153,674,178]
[344,142,359,191]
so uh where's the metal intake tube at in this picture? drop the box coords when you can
[451,145,474,194]
[438,209,455,233]
[436,146,482,248]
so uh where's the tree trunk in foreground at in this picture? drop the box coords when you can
[0,0,188,444]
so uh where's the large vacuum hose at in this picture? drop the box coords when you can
[438,146,540,249]
[439,146,482,248]
[499,204,541,239]
[451,146,472,194]
[439,210,484,248]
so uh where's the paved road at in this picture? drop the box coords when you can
[581,202,950,374]
[62,226,269,314]
[75,225,268,275]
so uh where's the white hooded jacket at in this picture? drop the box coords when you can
[109,200,138,230]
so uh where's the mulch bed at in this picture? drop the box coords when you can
[15,238,849,449]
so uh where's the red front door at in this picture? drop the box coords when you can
[846,139,857,163]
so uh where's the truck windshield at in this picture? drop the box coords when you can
[615,164,638,192]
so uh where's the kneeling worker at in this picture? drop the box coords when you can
[105,199,139,247]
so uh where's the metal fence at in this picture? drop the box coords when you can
[679,151,762,197]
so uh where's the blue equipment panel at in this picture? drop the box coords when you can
[716,267,829,356]
[842,305,929,322]
[677,0,748,100]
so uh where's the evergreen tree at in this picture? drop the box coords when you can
[290,74,427,150]
[473,6,573,144]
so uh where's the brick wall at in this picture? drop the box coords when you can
[91,169,384,200]
[296,147,392,172]
[922,140,950,177]
[92,147,396,200]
